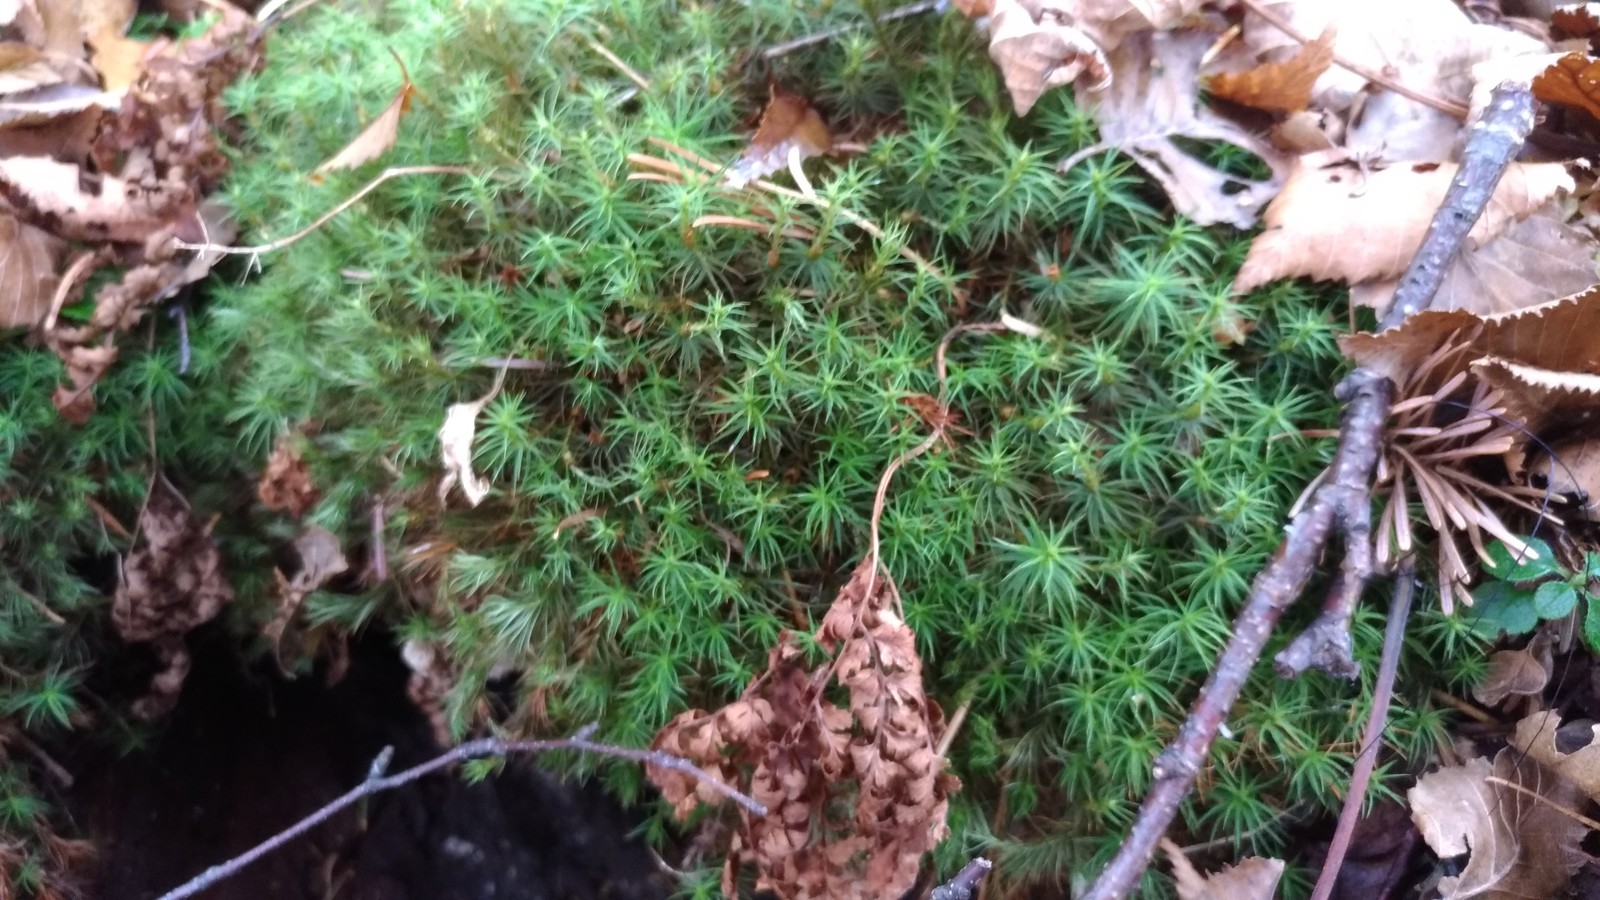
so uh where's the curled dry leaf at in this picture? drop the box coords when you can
[986,0,1111,116]
[1234,155,1572,295]
[1472,631,1553,707]
[312,52,415,177]
[1206,27,1334,114]
[650,559,957,900]
[437,375,504,506]
[265,525,348,674]
[1159,838,1283,900]
[0,210,62,328]
[257,431,319,517]
[112,479,233,719]
[1408,749,1585,900]
[725,88,832,189]
[0,154,170,242]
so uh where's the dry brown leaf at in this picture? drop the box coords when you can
[1472,632,1553,707]
[87,28,153,93]
[1554,4,1600,48]
[265,524,348,674]
[1524,432,1600,520]
[0,210,63,328]
[1241,0,1544,115]
[1207,27,1333,114]
[1349,202,1600,318]
[1159,838,1284,900]
[1533,52,1600,119]
[437,375,503,506]
[0,154,171,242]
[313,53,415,177]
[257,431,318,517]
[1234,155,1572,294]
[650,559,956,900]
[1082,29,1290,229]
[1408,749,1585,900]
[51,340,114,423]
[1513,710,1600,800]
[987,0,1111,116]
[113,479,233,718]
[725,88,832,189]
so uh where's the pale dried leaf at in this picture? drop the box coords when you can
[1408,749,1584,900]
[726,89,832,189]
[0,154,171,242]
[1524,433,1600,520]
[265,524,348,672]
[313,56,414,176]
[87,28,153,93]
[437,378,502,506]
[1473,632,1553,706]
[1235,156,1572,294]
[0,211,63,328]
[1084,29,1289,229]
[1242,0,1545,115]
[1160,838,1284,900]
[987,0,1110,116]
[1351,202,1600,318]
[1513,710,1600,801]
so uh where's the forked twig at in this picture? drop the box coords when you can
[1081,82,1535,900]
[156,726,764,900]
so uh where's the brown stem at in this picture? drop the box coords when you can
[1309,555,1415,900]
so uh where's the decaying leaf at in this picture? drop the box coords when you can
[112,479,233,719]
[1349,202,1600,319]
[0,210,62,328]
[1524,432,1600,520]
[1238,0,1544,116]
[257,431,319,517]
[650,559,957,900]
[1472,631,1553,707]
[437,374,504,506]
[0,154,171,242]
[401,638,454,744]
[1533,52,1600,119]
[1235,155,1573,294]
[725,88,832,189]
[265,525,348,674]
[313,52,415,177]
[1513,709,1600,802]
[1408,749,1585,900]
[1206,27,1334,114]
[1079,29,1289,229]
[1159,838,1283,900]
[986,0,1111,116]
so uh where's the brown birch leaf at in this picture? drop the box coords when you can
[0,211,63,328]
[312,52,415,177]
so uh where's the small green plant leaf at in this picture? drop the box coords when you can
[1535,581,1579,619]
[1585,552,1600,582]
[1585,596,1600,655]
[1483,537,1559,583]
[1468,580,1540,638]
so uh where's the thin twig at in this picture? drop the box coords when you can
[761,0,939,59]
[172,166,470,257]
[930,857,993,900]
[1309,555,1414,900]
[1235,0,1468,119]
[156,728,764,900]
[1080,82,1535,900]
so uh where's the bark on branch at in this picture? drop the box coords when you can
[1080,82,1535,900]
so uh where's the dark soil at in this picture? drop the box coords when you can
[63,630,667,900]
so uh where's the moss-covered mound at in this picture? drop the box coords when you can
[0,0,1494,895]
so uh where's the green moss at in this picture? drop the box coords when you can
[0,0,1497,895]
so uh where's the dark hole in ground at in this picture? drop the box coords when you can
[62,627,667,900]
